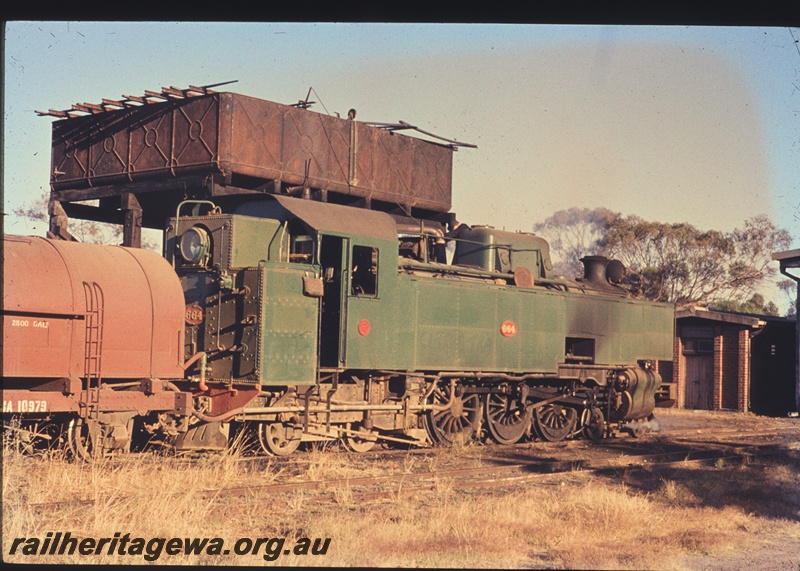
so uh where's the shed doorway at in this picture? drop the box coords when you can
[685,354,713,410]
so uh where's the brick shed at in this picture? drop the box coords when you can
[672,307,764,413]
[664,307,798,414]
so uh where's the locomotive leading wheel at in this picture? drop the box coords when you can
[581,407,605,441]
[424,383,481,446]
[257,420,302,456]
[342,423,378,453]
[484,393,532,445]
[532,404,577,442]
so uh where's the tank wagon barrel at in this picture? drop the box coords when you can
[3,235,185,381]
[2,235,191,457]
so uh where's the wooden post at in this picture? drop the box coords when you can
[47,199,76,241]
[121,193,142,248]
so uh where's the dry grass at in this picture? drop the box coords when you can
[3,438,799,568]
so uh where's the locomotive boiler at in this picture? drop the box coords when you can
[2,85,675,458]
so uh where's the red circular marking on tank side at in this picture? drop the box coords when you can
[358,319,371,336]
[500,320,517,337]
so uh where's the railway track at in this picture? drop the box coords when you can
[119,421,800,467]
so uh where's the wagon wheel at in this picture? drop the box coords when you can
[424,383,481,446]
[342,423,378,453]
[257,420,302,456]
[581,407,606,441]
[67,417,107,461]
[4,419,60,455]
[532,404,577,442]
[484,393,532,445]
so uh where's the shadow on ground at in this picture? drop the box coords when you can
[478,432,800,522]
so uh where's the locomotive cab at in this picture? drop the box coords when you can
[164,196,400,387]
[166,205,318,388]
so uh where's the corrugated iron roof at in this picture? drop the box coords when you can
[676,306,766,328]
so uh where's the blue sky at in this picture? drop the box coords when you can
[4,23,799,251]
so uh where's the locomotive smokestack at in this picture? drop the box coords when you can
[580,255,610,284]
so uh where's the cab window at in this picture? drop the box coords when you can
[351,245,378,296]
[289,235,314,264]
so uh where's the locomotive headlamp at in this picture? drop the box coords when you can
[179,227,210,265]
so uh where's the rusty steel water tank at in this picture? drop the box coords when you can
[2,235,185,380]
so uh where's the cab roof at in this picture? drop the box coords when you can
[235,196,398,242]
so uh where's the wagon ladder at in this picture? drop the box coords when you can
[81,282,105,421]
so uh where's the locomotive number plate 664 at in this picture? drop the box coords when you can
[500,320,518,337]
[185,304,204,325]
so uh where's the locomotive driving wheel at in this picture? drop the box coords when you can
[424,382,481,446]
[257,420,302,456]
[484,393,532,445]
[532,404,577,442]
